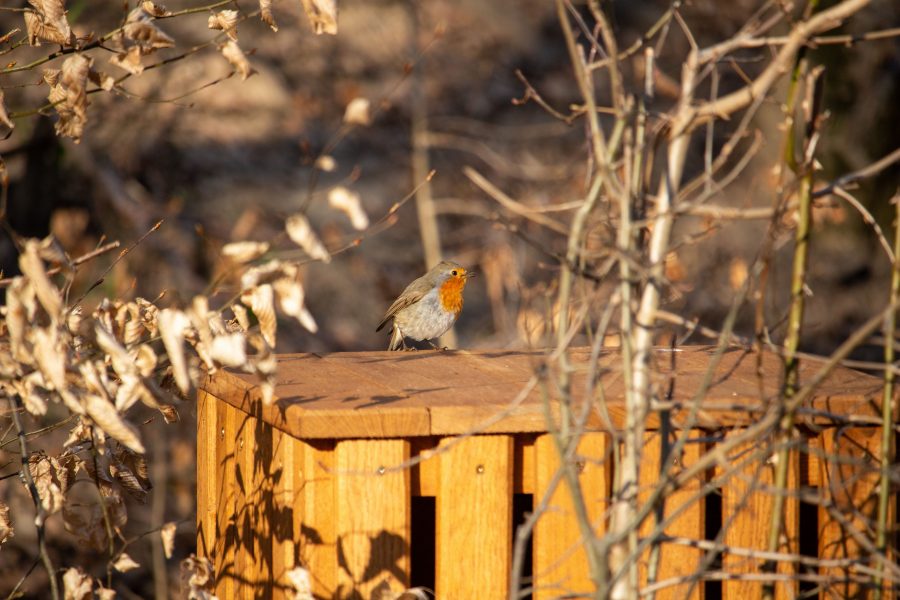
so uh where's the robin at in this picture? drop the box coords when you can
[376,260,475,351]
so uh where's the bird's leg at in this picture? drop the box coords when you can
[402,339,416,351]
[428,341,449,351]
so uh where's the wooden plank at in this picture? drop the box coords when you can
[301,440,337,597]
[201,347,883,440]
[818,426,890,599]
[436,435,513,598]
[532,432,608,600]
[720,432,798,600]
[196,390,218,561]
[410,437,439,497]
[233,410,251,598]
[214,400,238,599]
[270,427,301,598]
[242,409,274,598]
[335,439,411,597]
[637,431,705,600]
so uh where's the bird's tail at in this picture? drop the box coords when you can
[387,324,404,351]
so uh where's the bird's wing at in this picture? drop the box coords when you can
[375,278,429,332]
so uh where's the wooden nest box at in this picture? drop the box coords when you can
[197,346,895,599]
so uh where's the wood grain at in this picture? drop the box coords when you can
[818,426,890,599]
[270,426,299,597]
[335,439,411,597]
[720,432,798,600]
[196,390,218,561]
[532,432,608,600]
[638,431,705,600]
[302,440,338,597]
[214,399,237,599]
[200,347,883,440]
[436,435,513,599]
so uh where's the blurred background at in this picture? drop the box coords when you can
[0,0,898,596]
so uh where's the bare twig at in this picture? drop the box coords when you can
[673,0,872,135]
[874,192,900,599]
[814,146,900,198]
[72,220,163,307]
[7,395,59,600]
[464,167,569,235]
[0,241,121,288]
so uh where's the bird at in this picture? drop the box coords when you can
[376,261,475,351]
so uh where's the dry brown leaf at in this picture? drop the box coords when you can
[273,277,318,334]
[88,68,115,91]
[664,250,686,283]
[729,257,748,290]
[111,445,151,501]
[6,278,29,359]
[112,552,140,573]
[0,90,13,130]
[181,554,215,596]
[286,566,313,600]
[96,588,116,600]
[38,234,68,265]
[109,46,144,76]
[84,393,145,454]
[157,308,191,395]
[240,260,288,289]
[124,7,175,51]
[343,97,371,126]
[63,567,93,600]
[0,501,13,545]
[161,521,177,558]
[285,214,331,263]
[141,1,171,17]
[259,0,278,31]
[231,303,250,331]
[300,0,337,35]
[28,453,69,515]
[24,0,75,47]
[64,417,91,448]
[222,240,269,264]
[209,333,247,367]
[19,239,62,319]
[134,344,157,377]
[42,68,60,87]
[22,384,50,417]
[63,485,126,551]
[46,53,92,142]
[314,155,336,172]
[220,40,254,80]
[208,10,239,41]
[328,186,369,230]
[242,284,277,347]
[33,327,67,392]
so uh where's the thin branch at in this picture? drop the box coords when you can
[464,167,569,235]
[814,146,900,198]
[874,192,900,600]
[71,220,163,307]
[673,0,871,135]
[0,241,121,288]
[7,395,59,600]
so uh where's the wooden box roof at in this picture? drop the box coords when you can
[199,346,885,440]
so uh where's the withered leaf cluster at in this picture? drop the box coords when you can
[108,6,175,76]
[24,0,75,47]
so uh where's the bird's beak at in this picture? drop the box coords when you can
[465,270,477,279]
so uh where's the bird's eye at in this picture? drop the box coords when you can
[452,270,458,276]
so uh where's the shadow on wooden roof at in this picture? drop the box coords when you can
[200,346,884,440]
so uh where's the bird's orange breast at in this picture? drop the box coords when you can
[438,277,466,315]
